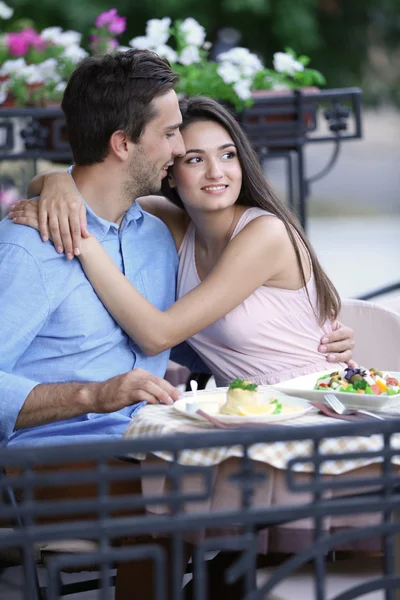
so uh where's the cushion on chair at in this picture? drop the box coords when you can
[339,299,400,370]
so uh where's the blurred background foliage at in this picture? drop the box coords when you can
[3,0,400,106]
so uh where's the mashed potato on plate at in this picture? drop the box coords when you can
[220,379,284,416]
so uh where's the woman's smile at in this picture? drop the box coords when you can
[201,184,229,194]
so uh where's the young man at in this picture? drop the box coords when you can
[0,50,185,448]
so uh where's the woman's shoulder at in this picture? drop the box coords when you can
[137,195,190,248]
[234,207,286,240]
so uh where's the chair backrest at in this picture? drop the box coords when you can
[339,298,400,370]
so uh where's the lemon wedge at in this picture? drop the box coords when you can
[237,403,276,417]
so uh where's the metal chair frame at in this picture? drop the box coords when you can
[2,419,400,599]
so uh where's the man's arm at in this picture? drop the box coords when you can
[0,243,180,444]
[0,244,97,436]
[0,243,51,443]
[15,382,91,430]
[16,369,181,430]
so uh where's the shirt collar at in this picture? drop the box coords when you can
[67,166,144,241]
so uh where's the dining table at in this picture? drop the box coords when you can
[123,394,400,556]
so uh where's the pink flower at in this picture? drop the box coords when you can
[6,32,28,56]
[90,35,118,54]
[95,8,117,28]
[6,28,45,57]
[108,16,126,35]
[95,9,126,35]
[0,187,20,210]
[108,38,119,50]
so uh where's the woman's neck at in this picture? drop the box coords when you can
[187,204,245,255]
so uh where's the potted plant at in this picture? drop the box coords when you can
[1,8,325,112]
[0,1,88,108]
[127,17,326,143]
[128,17,326,112]
[0,7,327,152]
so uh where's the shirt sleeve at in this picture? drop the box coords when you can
[0,243,50,446]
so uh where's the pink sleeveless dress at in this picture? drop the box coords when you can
[177,207,342,387]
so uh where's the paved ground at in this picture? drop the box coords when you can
[266,107,400,310]
[266,107,400,216]
[308,215,400,301]
[0,555,387,599]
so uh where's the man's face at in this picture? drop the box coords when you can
[127,90,185,197]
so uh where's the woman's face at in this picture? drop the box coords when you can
[169,120,243,213]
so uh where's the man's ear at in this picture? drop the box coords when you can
[109,130,131,161]
[168,172,177,188]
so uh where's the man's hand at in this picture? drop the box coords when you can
[319,321,356,366]
[91,368,182,413]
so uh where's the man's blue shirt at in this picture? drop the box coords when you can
[0,200,178,448]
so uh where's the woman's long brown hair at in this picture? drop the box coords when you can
[161,95,340,323]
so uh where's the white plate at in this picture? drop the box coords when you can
[173,388,312,424]
[272,370,400,411]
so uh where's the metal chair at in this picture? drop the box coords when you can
[339,298,400,370]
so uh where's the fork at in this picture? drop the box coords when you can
[324,393,385,420]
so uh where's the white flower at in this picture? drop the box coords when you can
[129,34,177,63]
[0,81,9,104]
[219,47,263,77]
[219,47,249,62]
[55,81,67,93]
[41,27,63,43]
[178,45,201,66]
[62,45,88,64]
[0,58,27,77]
[116,46,131,53]
[180,18,206,47]
[129,36,152,50]
[153,44,177,63]
[146,17,171,45]
[58,30,82,47]
[233,78,252,100]
[20,64,44,85]
[38,58,61,83]
[41,28,81,47]
[0,1,13,19]
[203,41,212,50]
[273,52,304,75]
[217,62,241,84]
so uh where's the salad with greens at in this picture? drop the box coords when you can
[314,368,400,396]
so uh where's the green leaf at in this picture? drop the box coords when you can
[298,55,311,66]
[284,47,297,58]
[229,378,258,392]
[353,379,368,390]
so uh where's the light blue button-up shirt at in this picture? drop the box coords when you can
[0,199,178,448]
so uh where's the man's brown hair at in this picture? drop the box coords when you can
[62,49,179,165]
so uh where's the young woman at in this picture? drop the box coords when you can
[10,96,351,386]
